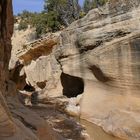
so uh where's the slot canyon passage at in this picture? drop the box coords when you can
[0,0,140,140]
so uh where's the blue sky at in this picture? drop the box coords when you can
[13,0,84,15]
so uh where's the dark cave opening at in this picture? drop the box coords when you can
[22,84,38,105]
[60,72,84,98]
[36,81,46,89]
[23,84,35,92]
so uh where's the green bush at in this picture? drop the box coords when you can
[44,0,80,26]
[18,21,28,30]
[83,0,109,13]
[93,0,108,8]
[44,0,67,12]
[47,11,61,32]
[31,12,48,37]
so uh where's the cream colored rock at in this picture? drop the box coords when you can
[58,0,140,139]
[0,1,66,140]
[24,55,60,86]
[10,0,140,139]
[9,27,36,69]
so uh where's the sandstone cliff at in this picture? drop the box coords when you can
[0,1,68,140]
[60,0,140,139]
[0,0,15,137]
[10,0,140,140]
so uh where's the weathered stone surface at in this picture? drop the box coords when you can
[58,0,140,139]
[15,32,63,97]
[0,1,69,140]
[18,32,60,63]
[9,27,36,69]
[7,97,65,140]
[44,0,80,26]
[11,0,140,140]
[0,0,16,137]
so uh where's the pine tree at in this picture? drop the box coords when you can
[44,0,80,26]
[83,0,93,13]
[83,0,109,13]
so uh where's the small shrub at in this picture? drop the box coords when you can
[79,11,86,18]
[47,11,61,32]
[31,12,48,37]
[22,44,27,49]
[18,21,28,30]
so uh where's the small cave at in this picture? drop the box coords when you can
[9,61,26,90]
[36,81,46,89]
[89,65,111,82]
[23,84,35,92]
[21,84,38,105]
[60,72,84,98]
[31,91,38,105]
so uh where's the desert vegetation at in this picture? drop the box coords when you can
[17,0,109,37]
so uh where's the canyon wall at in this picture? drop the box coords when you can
[0,1,65,140]
[0,0,15,137]
[60,0,140,139]
[11,0,140,140]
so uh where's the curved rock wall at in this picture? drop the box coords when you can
[59,0,140,139]
[12,0,140,139]
[0,1,65,140]
[0,0,15,137]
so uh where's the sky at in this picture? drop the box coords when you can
[13,0,84,15]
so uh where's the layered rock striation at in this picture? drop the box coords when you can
[0,1,67,140]
[0,0,15,137]
[11,0,140,140]
[59,0,140,139]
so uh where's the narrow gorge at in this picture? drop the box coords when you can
[0,0,140,140]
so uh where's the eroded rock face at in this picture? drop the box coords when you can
[0,1,66,140]
[0,0,16,137]
[16,32,63,97]
[9,28,36,69]
[11,0,140,139]
[59,0,140,139]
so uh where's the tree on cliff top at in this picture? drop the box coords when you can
[83,0,109,13]
[44,0,80,26]
[83,0,93,13]
[17,0,81,37]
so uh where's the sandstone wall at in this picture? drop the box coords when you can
[59,0,140,139]
[0,0,15,137]
[0,1,65,140]
[12,0,140,139]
